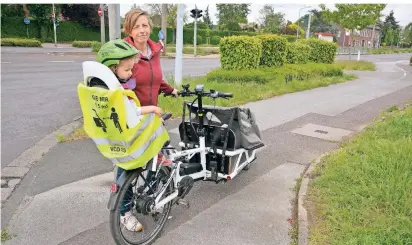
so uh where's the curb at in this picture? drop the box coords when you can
[0,117,83,204]
[297,153,329,245]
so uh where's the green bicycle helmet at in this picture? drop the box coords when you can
[97,39,139,67]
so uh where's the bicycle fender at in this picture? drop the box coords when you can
[107,170,128,211]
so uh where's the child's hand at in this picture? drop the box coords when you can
[153,106,163,117]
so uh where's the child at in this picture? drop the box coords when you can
[93,39,171,232]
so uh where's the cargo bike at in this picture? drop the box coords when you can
[81,61,265,245]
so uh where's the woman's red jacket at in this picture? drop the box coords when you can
[124,36,174,106]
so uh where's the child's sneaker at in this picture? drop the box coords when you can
[121,211,143,232]
[157,153,172,166]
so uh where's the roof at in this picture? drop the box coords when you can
[315,32,335,37]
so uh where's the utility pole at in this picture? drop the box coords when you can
[99,4,106,44]
[305,13,312,39]
[52,3,57,47]
[190,6,203,56]
[174,4,185,86]
[108,4,121,40]
[296,6,310,41]
[161,4,168,54]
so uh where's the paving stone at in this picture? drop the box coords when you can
[1,167,30,178]
[291,123,353,142]
[1,179,7,187]
[1,187,14,202]
[8,179,22,188]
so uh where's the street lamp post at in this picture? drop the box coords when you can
[296,6,311,41]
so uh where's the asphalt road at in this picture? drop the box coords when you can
[0,52,220,168]
[1,52,411,168]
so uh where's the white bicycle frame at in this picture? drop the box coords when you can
[150,134,264,211]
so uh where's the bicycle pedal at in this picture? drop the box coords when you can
[176,198,190,208]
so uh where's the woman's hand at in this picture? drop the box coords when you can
[171,89,179,97]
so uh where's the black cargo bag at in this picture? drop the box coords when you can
[178,102,264,151]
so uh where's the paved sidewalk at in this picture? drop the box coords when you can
[2,60,411,245]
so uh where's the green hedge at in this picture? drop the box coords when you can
[92,41,102,52]
[256,34,287,67]
[72,41,95,48]
[1,38,42,47]
[299,39,338,64]
[211,35,221,45]
[219,36,262,70]
[2,17,298,45]
[205,62,344,84]
[286,42,311,64]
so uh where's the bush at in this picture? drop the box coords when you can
[1,38,42,47]
[91,41,102,52]
[286,42,311,64]
[194,35,203,45]
[210,35,221,45]
[370,48,412,54]
[256,34,287,67]
[206,68,269,84]
[219,36,262,70]
[299,39,338,64]
[410,56,412,66]
[72,41,94,48]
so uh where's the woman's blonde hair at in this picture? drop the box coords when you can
[122,8,153,34]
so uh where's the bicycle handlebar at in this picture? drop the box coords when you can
[164,84,233,99]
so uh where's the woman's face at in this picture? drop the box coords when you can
[130,15,151,45]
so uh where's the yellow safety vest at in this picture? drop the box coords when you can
[77,83,170,170]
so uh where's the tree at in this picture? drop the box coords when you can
[385,27,394,46]
[259,5,285,34]
[297,9,339,37]
[379,10,401,46]
[402,22,412,47]
[164,4,188,43]
[202,5,213,28]
[61,4,108,28]
[384,10,400,30]
[281,23,304,36]
[184,21,209,29]
[320,4,386,57]
[216,4,251,31]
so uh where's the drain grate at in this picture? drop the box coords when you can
[314,130,328,134]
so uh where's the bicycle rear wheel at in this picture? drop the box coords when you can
[110,167,173,245]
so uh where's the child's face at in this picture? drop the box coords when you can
[115,58,135,80]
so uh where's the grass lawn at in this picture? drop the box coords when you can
[158,74,357,118]
[334,60,376,71]
[307,104,412,245]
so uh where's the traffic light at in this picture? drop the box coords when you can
[190,9,203,19]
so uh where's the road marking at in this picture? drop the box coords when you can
[46,60,75,63]
[1,62,11,64]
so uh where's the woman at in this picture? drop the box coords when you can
[122,8,178,106]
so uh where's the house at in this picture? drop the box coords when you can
[336,25,381,48]
[315,32,335,42]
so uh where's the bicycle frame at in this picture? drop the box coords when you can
[145,84,264,212]
[150,136,262,211]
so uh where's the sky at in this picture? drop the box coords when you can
[119,4,412,27]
